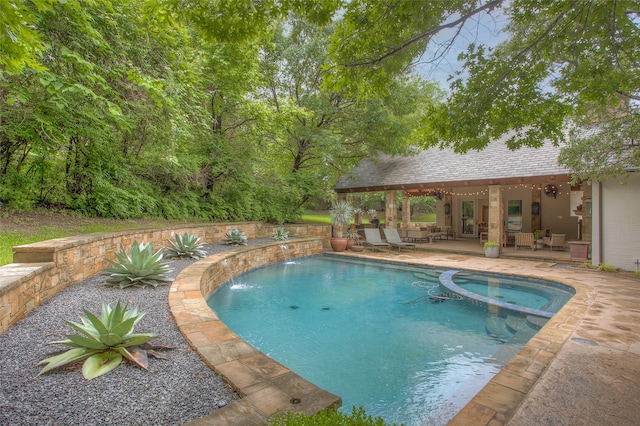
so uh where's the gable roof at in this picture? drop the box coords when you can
[334,136,572,194]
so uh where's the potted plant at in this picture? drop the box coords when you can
[483,241,500,258]
[329,201,354,252]
[351,232,365,252]
[346,228,357,250]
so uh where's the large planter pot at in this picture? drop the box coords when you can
[568,240,590,261]
[330,238,349,252]
[346,238,356,250]
[484,246,500,258]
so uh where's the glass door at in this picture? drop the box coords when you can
[461,201,475,235]
[507,200,522,232]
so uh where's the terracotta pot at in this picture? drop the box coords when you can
[351,245,364,252]
[346,238,356,250]
[330,238,349,252]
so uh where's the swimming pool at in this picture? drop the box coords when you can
[207,255,572,425]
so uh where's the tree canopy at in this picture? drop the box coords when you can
[0,0,438,221]
[326,0,640,180]
[1,0,637,222]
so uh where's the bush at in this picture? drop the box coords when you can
[269,406,396,426]
[597,263,617,272]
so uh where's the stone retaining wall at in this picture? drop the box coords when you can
[0,222,330,335]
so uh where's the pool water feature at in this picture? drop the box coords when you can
[207,256,572,426]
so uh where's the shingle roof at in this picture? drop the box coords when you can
[335,136,571,192]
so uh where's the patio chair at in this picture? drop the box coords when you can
[363,228,390,251]
[407,228,429,242]
[407,227,439,243]
[440,226,455,240]
[502,232,515,247]
[514,232,535,251]
[397,228,409,241]
[383,228,416,251]
[479,231,488,246]
[543,233,566,251]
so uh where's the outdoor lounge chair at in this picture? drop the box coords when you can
[383,228,416,251]
[363,228,390,251]
[514,232,535,251]
[543,233,566,251]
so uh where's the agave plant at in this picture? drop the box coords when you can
[271,227,289,241]
[38,301,170,380]
[225,229,248,246]
[165,232,207,260]
[101,241,173,288]
[330,200,354,238]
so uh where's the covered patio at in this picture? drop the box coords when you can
[335,137,590,257]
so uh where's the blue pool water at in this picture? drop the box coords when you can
[450,271,573,313]
[208,256,571,426]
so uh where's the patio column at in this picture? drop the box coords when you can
[488,185,503,246]
[385,190,398,228]
[401,192,411,229]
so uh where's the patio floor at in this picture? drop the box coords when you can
[341,239,640,425]
[396,235,574,263]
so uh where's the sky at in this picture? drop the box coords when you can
[415,8,509,89]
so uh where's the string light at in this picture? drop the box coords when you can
[403,182,570,198]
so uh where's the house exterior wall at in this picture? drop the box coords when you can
[600,173,640,271]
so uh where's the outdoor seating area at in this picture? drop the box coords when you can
[405,226,450,243]
[357,227,573,262]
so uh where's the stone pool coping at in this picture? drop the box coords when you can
[170,239,341,425]
[174,245,640,425]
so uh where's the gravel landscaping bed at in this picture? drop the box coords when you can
[0,240,272,426]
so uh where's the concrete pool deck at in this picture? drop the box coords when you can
[351,249,640,425]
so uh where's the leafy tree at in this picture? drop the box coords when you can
[257,17,442,209]
[148,0,341,43]
[0,0,54,74]
[326,1,640,180]
[0,0,205,217]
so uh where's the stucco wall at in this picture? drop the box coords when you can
[444,184,578,239]
[600,173,640,271]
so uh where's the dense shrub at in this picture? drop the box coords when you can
[270,406,396,426]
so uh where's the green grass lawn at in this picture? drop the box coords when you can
[0,223,170,266]
[301,212,436,224]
